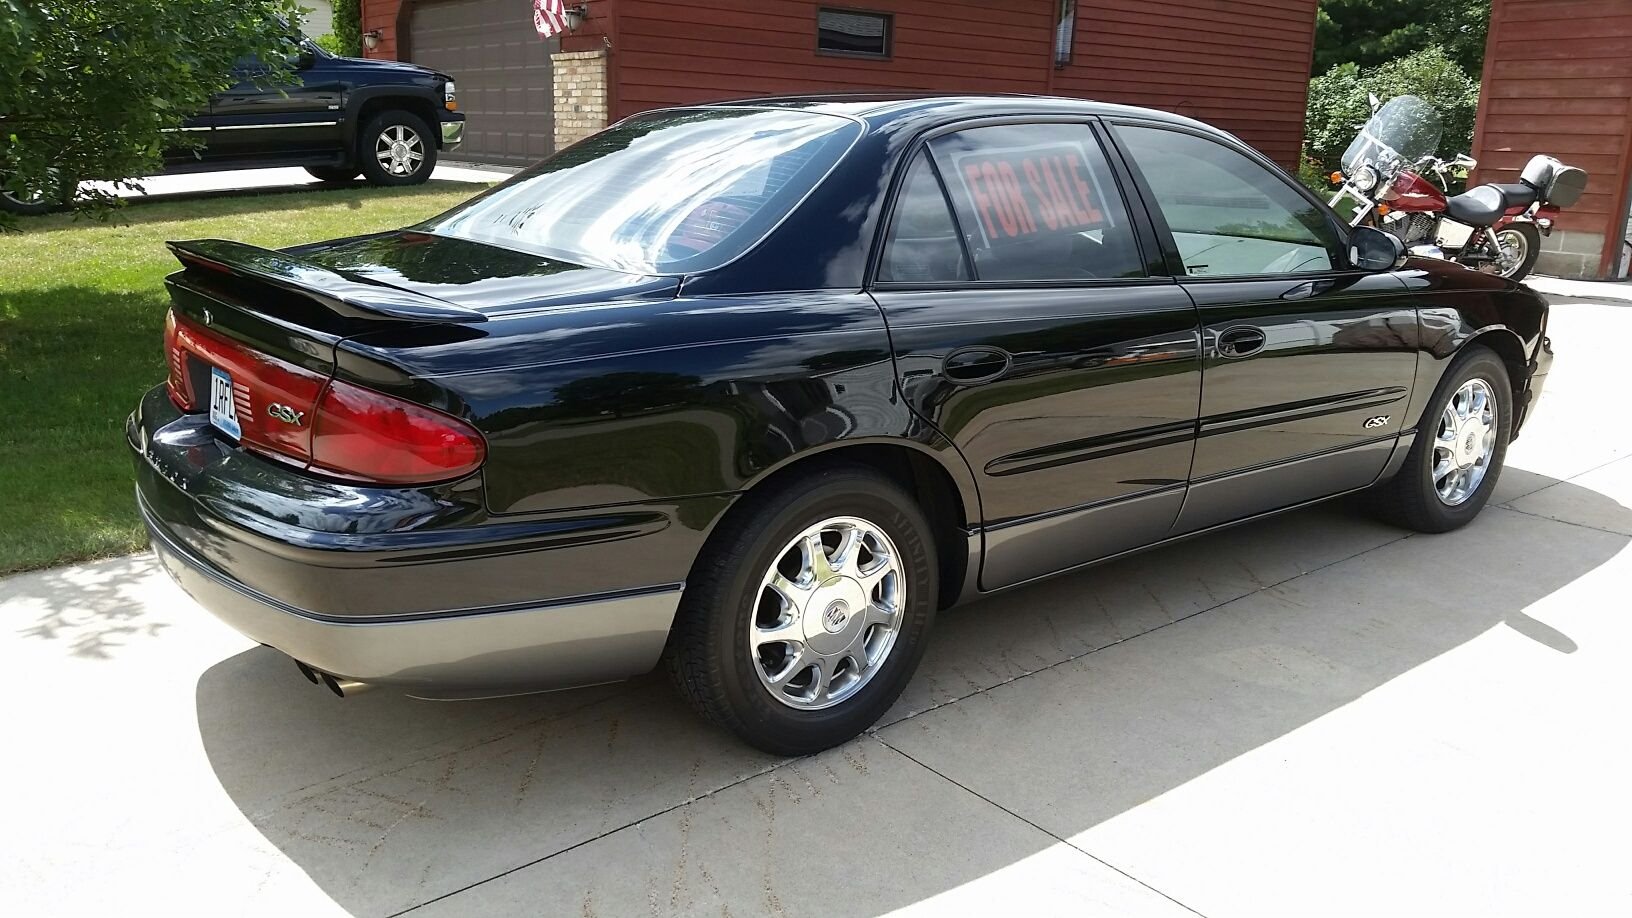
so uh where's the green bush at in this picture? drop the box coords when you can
[1304,46,1480,179]
[1,0,303,219]
[333,0,362,57]
[313,32,344,56]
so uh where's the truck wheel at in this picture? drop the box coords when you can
[358,111,437,187]
[667,465,939,755]
[0,171,64,215]
[305,165,360,183]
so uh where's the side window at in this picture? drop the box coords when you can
[928,123,1144,282]
[879,151,972,284]
[1117,125,1341,277]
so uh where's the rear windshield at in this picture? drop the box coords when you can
[418,108,862,275]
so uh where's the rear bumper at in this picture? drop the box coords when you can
[143,499,678,695]
[129,384,690,695]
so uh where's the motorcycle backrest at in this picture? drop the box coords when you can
[1520,154,1588,207]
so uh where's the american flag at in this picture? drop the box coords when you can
[534,0,567,38]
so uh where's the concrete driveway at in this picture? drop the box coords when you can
[4,292,1629,917]
[85,161,514,204]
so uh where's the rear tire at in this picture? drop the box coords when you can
[357,111,437,187]
[305,165,360,183]
[1367,346,1512,532]
[667,466,939,755]
[1492,223,1541,281]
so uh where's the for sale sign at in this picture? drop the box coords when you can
[949,142,1115,246]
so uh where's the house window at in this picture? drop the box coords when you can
[817,8,892,58]
[1055,0,1075,67]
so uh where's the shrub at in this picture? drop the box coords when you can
[1304,46,1480,179]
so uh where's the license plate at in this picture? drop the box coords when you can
[209,366,242,440]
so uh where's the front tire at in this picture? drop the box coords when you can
[1368,346,1512,532]
[358,111,437,187]
[668,466,939,755]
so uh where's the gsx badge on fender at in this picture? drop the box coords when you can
[1364,416,1390,429]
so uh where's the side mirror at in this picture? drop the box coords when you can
[1350,225,1405,271]
[1454,153,1478,169]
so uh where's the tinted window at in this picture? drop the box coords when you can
[879,152,971,284]
[419,108,861,275]
[1117,126,1340,277]
[929,124,1144,282]
[818,9,891,57]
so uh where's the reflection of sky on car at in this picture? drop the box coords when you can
[425,111,857,275]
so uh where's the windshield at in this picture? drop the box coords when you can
[1341,95,1443,175]
[419,108,862,275]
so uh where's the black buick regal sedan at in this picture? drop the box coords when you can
[130,95,1551,754]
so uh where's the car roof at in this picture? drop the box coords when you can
[693,92,1216,135]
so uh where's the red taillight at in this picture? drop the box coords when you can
[309,379,486,484]
[163,309,484,485]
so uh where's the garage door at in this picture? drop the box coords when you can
[408,0,558,165]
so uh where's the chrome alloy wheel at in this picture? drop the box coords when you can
[1493,228,1529,278]
[375,125,426,176]
[750,516,904,710]
[1433,378,1498,506]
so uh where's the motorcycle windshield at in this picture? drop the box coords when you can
[1341,95,1443,175]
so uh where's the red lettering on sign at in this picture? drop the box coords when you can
[995,162,1037,235]
[980,162,1021,237]
[1020,160,1059,231]
[963,163,1000,238]
[1039,156,1076,229]
[1067,157,1104,225]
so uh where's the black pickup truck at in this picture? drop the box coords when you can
[2,40,465,214]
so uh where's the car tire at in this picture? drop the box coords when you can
[357,111,437,187]
[667,465,939,756]
[305,165,360,183]
[1368,345,1512,533]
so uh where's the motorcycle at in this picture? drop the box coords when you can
[1328,95,1588,281]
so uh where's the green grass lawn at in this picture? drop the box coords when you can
[0,181,487,575]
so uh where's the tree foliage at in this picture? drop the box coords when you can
[1314,0,1492,76]
[332,0,363,58]
[1304,46,1481,180]
[0,0,303,215]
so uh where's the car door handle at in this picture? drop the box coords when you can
[1215,326,1267,359]
[942,346,1013,385]
[1280,279,1335,300]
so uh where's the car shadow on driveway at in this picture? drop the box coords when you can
[193,478,1632,916]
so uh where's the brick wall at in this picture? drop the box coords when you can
[552,50,610,149]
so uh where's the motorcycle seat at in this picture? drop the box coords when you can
[1445,185,1510,226]
[1494,183,1540,208]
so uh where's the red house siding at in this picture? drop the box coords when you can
[1053,0,1318,170]
[1473,0,1632,276]
[612,1,1055,112]
[358,0,1316,170]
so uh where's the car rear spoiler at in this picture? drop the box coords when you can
[167,238,488,324]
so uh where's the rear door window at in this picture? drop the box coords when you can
[878,151,971,284]
[927,123,1144,282]
[1115,125,1341,277]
